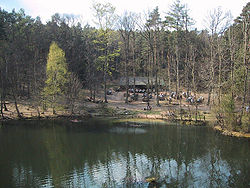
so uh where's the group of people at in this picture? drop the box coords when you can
[123,88,206,105]
[128,88,146,93]
[169,91,204,104]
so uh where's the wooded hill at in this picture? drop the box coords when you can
[0,1,249,130]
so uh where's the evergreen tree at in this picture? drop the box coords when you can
[44,42,69,114]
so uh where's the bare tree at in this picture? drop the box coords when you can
[227,26,235,99]
[66,73,82,114]
[118,11,137,103]
[138,7,162,106]
[205,7,232,105]
[136,11,154,108]
[92,1,117,103]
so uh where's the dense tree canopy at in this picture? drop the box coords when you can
[0,1,249,128]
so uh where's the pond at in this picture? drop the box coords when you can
[0,119,249,187]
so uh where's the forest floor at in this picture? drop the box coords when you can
[1,89,249,138]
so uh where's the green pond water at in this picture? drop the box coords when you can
[0,119,249,187]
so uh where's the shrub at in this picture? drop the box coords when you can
[220,94,237,131]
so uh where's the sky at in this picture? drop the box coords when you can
[0,0,248,30]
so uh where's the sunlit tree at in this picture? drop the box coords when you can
[44,42,69,114]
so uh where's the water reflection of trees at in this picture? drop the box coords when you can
[205,133,250,187]
[0,120,249,187]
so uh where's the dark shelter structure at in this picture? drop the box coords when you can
[119,77,165,89]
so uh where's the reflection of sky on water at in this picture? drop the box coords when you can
[109,127,147,134]
[9,151,244,187]
[50,152,234,187]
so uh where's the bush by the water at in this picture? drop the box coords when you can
[214,94,249,133]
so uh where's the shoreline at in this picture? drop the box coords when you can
[2,112,249,139]
[1,101,249,139]
[213,125,250,139]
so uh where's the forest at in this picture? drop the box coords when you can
[0,1,249,132]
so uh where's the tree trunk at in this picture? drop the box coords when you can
[228,27,235,99]
[154,33,159,106]
[147,76,150,108]
[0,68,4,119]
[71,103,74,115]
[52,95,56,115]
[195,104,198,122]
[207,38,215,106]
[185,52,189,92]
[11,88,22,118]
[241,18,249,119]
[190,46,198,122]
[3,58,8,111]
[167,54,171,93]
[3,101,7,111]
[184,21,189,93]
[90,86,93,99]
[161,49,165,91]
[36,106,40,119]
[125,74,129,104]
[125,38,129,104]
[132,33,136,98]
[207,87,212,106]
[217,38,222,104]
[33,49,37,95]
[104,55,108,103]
[147,50,150,108]
[192,53,196,95]
[104,71,107,103]
[93,85,96,102]
[155,73,159,106]
[27,82,30,99]
[175,40,180,99]
[0,95,4,119]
